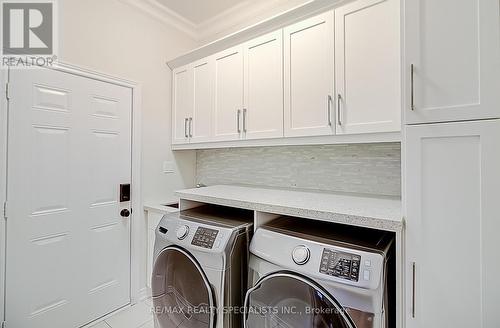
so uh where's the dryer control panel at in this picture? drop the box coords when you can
[319,249,361,282]
[191,227,219,249]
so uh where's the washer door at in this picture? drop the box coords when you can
[152,247,215,328]
[244,271,355,328]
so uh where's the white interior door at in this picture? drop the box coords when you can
[213,46,244,142]
[335,0,401,135]
[6,68,132,328]
[243,30,284,140]
[283,11,335,137]
[404,0,500,124]
[405,119,500,328]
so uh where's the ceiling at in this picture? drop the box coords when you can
[156,0,250,25]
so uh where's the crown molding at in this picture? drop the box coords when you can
[119,0,198,39]
[167,0,344,69]
[119,0,314,43]
[196,0,303,42]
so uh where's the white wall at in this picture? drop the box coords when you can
[59,0,197,203]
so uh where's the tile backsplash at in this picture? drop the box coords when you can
[196,143,401,197]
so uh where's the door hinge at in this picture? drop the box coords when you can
[3,201,7,219]
[5,82,9,100]
[1,320,6,328]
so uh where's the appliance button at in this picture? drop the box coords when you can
[176,225,189,240]
[364,260,371,267]
[292,245,310,265]
[363,270,371,281]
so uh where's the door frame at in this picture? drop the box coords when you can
[0,62,143,323]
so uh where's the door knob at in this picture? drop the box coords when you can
[120,209,130,218]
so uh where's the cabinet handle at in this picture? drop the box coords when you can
[237,109,241,133]
[327,95,332,126]
[412,262,416,318]
[243,108,247,132]
[411,64,415,111]
[189,117,193,137]
[337,94,342,126]
[184,118,188,138]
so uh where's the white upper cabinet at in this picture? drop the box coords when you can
[284,11,335,137]
[171,1,405,148]
[213,46,245,141]
[191,58,214,143]
[404,0,500,124]
[243,30,284,140]
[335,0,401,134]
[172,66,192,144]
[405,119,500,328]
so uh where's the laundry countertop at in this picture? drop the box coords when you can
[175,185,403,232]
[143,199,179,214]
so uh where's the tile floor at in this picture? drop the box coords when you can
[90,298,154,328]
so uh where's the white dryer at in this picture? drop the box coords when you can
[244,216,394,328]
[152,205,253,328]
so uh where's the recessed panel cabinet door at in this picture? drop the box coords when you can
[191,58,214,143]
[172,66,192,144]
[405,120,500,328]
[284,11,335,137]
[404,0,500,124]
[213,46,244,141]
[243,30,284,140]
[335,0,401,134]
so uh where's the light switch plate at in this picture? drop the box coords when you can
[163,161,174,174]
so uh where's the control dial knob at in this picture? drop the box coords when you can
[176,225,189,240]
[292,245,310,265]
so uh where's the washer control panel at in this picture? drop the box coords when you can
[191,227,219,249]
[319,248,361,282]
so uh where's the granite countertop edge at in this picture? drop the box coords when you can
[175,186,403,232]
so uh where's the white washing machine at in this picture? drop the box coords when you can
[152,205,253,328]
[244,216,394,328]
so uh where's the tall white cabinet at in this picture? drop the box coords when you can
[404,0,500,327]
[404,0,500,124]
[335,0,400,134]
[283,12,335,137]
[405,120,500,328]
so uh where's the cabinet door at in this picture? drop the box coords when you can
[405,120,500,328]
[284,11,335,137]
[243,30,284,140]
[335,0,400,134]
[213,46,244,141]
[404,0,500,124]
[172,66,192,144]
[191,58,214,143]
